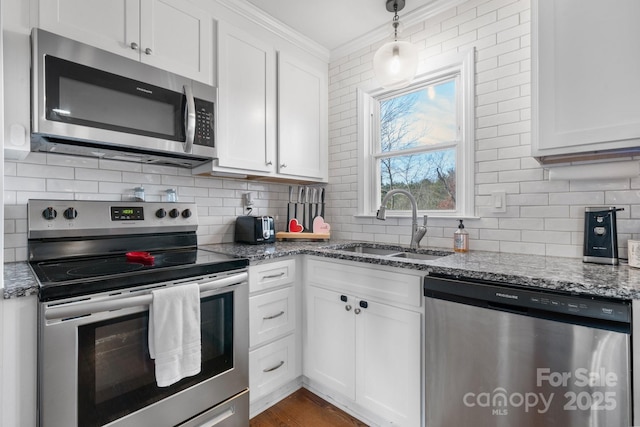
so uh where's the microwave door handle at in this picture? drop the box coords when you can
[183,84,196,153]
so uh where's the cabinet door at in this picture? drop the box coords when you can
[355,299,421,427]
[532,0,640,160]
[304,286,356,399]
[217,22,276,173]
[139,0,212,83]
[277,52,327,180]
[39,0,140,60]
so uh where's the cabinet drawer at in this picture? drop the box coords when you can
[305,258,422,308]
[250,287,295,347]
[249,259,296,293]
[249,334,297,402]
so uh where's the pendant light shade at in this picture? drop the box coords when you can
[373,0,419,90]
[373,40,419,90]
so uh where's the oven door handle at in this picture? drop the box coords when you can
[44,272,248,321]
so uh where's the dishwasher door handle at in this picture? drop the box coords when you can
[487,301,529,315]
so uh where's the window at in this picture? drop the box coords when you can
[358,50,475,217]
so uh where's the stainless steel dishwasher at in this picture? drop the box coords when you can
[424,273,632,427]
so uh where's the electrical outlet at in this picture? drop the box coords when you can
[243,192,253,209]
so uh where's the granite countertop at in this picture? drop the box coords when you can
[7,240,640,300]
[201,241,640,300]
[4,262,39,299]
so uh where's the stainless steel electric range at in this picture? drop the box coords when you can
[28,199,250,427]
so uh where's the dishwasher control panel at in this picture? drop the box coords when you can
[424,274,631,325]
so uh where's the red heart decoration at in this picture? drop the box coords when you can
[288,218,304,233]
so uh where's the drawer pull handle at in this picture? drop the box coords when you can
[263,360,285,372]
[263,272,285,279]
[263,311,285,320]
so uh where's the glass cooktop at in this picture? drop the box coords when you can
[31,249,248,301]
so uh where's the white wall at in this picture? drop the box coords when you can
[325,0,640,259]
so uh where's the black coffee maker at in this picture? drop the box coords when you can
[583,207,623,265]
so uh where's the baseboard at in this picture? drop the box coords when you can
[301,376,391,427]
[249,377,303,418]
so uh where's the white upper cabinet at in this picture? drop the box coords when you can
[277,52,327,181]
[532,0,640,162]
[38,0,212,84]
[217,21,276,173]
[205,22,328,183]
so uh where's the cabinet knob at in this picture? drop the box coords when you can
[345,305,352,311]
[280,163,287,168]
[354,308,361,314]
[266,161,273,166]
[145,47,152,55]
[130,42,138,50]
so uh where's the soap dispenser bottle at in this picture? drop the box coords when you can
[454,220,469,253]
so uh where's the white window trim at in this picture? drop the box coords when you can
[357,48,475,218]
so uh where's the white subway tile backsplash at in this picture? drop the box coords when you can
[498,168,543,183]
[548,192,604,206]
[522,230,571,245]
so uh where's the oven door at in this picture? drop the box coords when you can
[37,271,248,427]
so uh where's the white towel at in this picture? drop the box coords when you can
[148,283,201,387]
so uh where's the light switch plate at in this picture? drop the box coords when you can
[491,191,506,213]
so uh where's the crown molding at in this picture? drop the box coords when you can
[215,0,331,62]
[214,0,465,64]
[330,0,466,62]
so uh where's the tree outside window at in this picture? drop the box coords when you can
[376,78,459,212]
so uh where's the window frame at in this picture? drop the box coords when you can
[357,49,475,218]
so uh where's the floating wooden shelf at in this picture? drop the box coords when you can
[276,231,330,241]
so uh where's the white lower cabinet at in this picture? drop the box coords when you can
[304,258,422,426]
[248,258,300,406]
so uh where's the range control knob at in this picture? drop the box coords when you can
[155,208,167,219]
[181,209,192,218]
[169,208,180,218]
[42,207,57,220]
[63,207,78,220]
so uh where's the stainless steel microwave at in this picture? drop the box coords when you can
[31,28,217,168]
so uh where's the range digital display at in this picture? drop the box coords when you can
[111,206,144,221]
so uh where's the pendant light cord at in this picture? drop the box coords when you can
[393,3,399,41]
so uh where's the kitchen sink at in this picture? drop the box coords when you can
[390,252,445,261]
[336,244,451,261]
[340,246,401,256]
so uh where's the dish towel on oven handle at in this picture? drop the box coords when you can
[148,283,201,387]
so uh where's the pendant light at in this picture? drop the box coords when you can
[373,0,419,90]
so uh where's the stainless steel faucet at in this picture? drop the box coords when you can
[376,189,427,249]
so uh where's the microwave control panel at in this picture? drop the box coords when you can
[194,98,215,148]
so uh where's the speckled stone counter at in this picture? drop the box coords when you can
[4,262,38,299]
[202,241,640,300]
[8,240,640,300]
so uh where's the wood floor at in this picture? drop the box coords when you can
[250,388,368,427]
